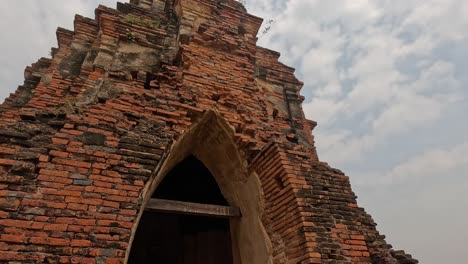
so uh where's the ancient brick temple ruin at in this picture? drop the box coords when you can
[0,0,418,263]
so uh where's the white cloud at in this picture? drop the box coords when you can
[358,141,468,186]
[257,0,466,165]
[317,60,462,164]
[390,142,468,181]
[354,142,468,263]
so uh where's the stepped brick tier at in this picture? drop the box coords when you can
[0,0,418,263]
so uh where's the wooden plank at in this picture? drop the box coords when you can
[145,198,241,218]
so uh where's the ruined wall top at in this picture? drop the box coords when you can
[1,0,317,159]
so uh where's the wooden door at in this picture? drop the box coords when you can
[128,212,233,264]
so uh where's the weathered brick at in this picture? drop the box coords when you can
[0,147,16,155]
[29,237,70,246]
[74,179,93,186]
[0,234,26,243]
[51,138,69,145]
[44,224,68,231]
[0,159,15,166]
[49,150,69,158]
[71,239,92,247]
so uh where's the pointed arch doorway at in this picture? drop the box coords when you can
[127,155,239,264]
[126,111,273,264]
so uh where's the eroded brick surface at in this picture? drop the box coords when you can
[0,0,417,263]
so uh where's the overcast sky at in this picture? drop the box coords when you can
[1,1,467,263]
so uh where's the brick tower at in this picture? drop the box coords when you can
[0,0,418,263]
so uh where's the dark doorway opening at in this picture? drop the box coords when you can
[153,155,228,205]
[128,155,235,264]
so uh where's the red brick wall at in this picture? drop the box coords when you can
[0,0,417,263]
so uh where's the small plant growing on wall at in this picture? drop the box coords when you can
[126,29,136,42]
[233,0,274,39]
[125,15,160,29]
[259,19,274,39]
